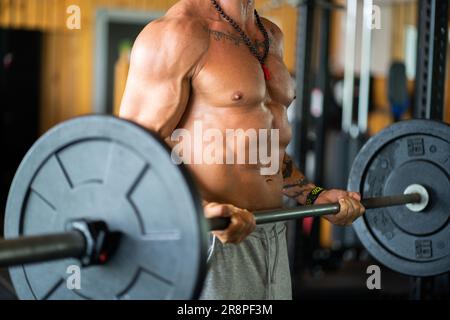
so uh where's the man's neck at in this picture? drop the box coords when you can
[212,0,256,28]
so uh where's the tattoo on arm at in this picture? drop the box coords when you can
[283,178,311,189]
[283,180,316,204]
[283,190,306,199]
[282,155,316,204]
[283,178,313,198]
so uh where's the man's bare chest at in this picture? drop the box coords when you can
[193,31,295,107]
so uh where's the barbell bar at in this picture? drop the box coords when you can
[0,220,121,268]
[0,232,85,268]
[208,191,423,230]
[0,188,426,268]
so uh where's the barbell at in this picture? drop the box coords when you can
[0,186,426,267]
[1,116,449,300]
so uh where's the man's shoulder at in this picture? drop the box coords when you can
[130,14,210,74]
[140,14,209,46]
[259,17,284,55]
[259,17,283,39]
[132,15,209,66]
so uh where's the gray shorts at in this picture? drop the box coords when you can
[199,222,292,300]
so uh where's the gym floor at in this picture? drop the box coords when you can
[0,0,449,303]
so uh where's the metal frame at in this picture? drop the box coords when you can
[313,3,331,185]
[341,0,357,134]
[293,1,315,172]
[413,0,449,120]
[93,9,164,114]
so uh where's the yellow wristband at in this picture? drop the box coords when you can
[306,187,326,205]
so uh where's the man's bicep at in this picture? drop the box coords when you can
[119,43,190,137]
[119,68,190,138]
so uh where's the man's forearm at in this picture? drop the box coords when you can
[282,154,316,205]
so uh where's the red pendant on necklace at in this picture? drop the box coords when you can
[262,64,271,81]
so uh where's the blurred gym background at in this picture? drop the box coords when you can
[0,0,449,300]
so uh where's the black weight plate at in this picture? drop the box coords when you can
[348,120,450,277]
[5,115,208,300]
